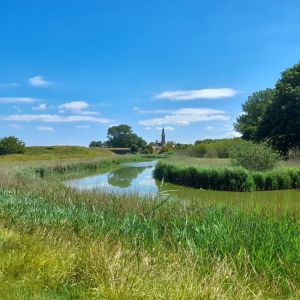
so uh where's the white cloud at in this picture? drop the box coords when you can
[205,126,214,130]
[144,126,152,130]
[59,101,99,115]
[139,108,230,126]
[32,104,47,111]
[0,83,19,88]
[37,126,55,131]
[29,76,52,87]
[59,101,89,111]
[0,114,110,123]
[133,107,171,114]
[76,125,90,129]
[155,126,175,131]
[0,97,36,103]
[155,88,237,101]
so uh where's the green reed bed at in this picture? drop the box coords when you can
[0,156,300,298]
[154,159,300,191]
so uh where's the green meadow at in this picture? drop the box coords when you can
[0,148,299,299]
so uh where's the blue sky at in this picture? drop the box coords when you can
[0,0,300,146]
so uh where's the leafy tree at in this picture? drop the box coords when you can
[234,89,274,140]
[107,124,146,149]
[0,136,25,155]
[257,63,300,153]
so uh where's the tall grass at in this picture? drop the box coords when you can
[0,155,300,298]
[154,159,300,191]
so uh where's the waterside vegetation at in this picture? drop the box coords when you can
[0,154,300,299]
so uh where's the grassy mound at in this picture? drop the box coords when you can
[0,145,115,162]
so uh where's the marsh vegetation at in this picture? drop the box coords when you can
[0,149,299,299]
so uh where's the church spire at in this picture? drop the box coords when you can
[161,125,166,146]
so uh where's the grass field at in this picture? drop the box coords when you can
[0,146,115,162]
[0,152,300,299]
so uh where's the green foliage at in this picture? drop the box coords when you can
[89,140,106,147]
[235,89,274,140]
[154,160,300,191]
[287,147,300,161]
[107,124,147,149]
[0,136,25,155]
[183,138,243,158]
[140,144,154,154]
[230,141,280,171]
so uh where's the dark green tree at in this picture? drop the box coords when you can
[0,136,25,155]
[234,88,274,140]
[257,63,300,153]
[107,124,146,149]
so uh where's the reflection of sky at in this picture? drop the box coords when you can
[65,163,159,196]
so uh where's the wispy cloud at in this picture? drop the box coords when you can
[139,108,229,126]
[32,104,47,111]
[37,126,54,131]
[155,88,237,101]
[0,114,110,123]
[0,97,36,103]
[59,101,99,115]
[76,125,90,129]
[29,76,52,87]
[133,107,172,114]
[205,126,214,130]
[0,82,19,88]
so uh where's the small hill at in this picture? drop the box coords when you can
[0,146,115,162]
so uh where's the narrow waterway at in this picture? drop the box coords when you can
[65,160,300,210]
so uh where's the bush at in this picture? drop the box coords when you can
[0,136,25,155]
[230,141,280,171]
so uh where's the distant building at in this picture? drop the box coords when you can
[153,126,166,151]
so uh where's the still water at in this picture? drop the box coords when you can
[66,161,159,196]
[66,161,300,210]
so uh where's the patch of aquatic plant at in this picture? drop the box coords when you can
[154,161,300,191]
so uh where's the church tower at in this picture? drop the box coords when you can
[161,126,166,147]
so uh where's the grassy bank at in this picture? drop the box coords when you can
[0,146,115,162]
[154,157,300,191]
[0,155,299,298]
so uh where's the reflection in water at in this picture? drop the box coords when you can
[65,161,300,211]
[107,167,144,188]
[66,161,159,196]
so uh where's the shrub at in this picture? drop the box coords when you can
[0,136,26,155]
[230,141,280,171]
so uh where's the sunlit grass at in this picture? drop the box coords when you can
[0,155,299,298]
[0,145,115,162]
